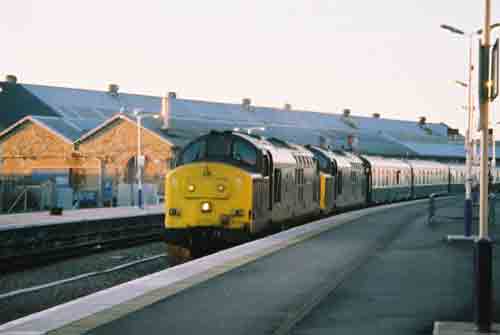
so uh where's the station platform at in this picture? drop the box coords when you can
[0,205,164,264]
[1,196,498,335]
[0,205,163,230]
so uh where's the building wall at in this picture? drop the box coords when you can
[0,121,76,176]
[0,118,174,208]
[77,118,173,195]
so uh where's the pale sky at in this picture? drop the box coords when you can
[2,1,500,133]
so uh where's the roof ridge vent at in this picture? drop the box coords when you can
[108,83,119,96]
[340,108,358,129]
[242,98,252,111]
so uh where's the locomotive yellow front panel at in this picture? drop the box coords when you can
[165,162,253,231]
[319,173,327,210]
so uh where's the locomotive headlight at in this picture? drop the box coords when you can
[217,184,225,192]
[187,184,196,192]
[201,201,212,213]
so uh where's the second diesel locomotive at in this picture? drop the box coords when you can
[164,130,495,254]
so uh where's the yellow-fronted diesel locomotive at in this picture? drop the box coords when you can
[164,130,321,253]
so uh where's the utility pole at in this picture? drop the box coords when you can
[476,0,493,331]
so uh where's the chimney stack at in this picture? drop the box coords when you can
[342,108,351,117]
[162,92,176,129]
[372,113,380,119]
[108,83,119,96]
[5,75,17,84]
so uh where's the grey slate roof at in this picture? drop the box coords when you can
[0,82,59,129]
[400,142,466,158]
[139,116,196,148]
[171,98,360,133]
[31,116,88,142]
[0,80,470,159]
[346,115,450,142]
[22,84,161,121]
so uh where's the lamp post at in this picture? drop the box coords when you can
[441,24,478,237]
[134,109,160,209]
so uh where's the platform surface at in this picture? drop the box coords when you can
[0,204,163,230]
[2,196,499,335]
[433,321,500,335]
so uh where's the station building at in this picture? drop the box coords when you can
[0,75,476,212]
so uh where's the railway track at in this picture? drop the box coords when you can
[0,253,167,301]
[0,241,170,325]
[2,233,163,273]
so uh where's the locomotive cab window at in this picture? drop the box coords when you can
[232,139,257,167]
[206,134,230,159]
[177,133,259,172]
[178,139,206,165]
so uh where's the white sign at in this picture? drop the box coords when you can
[138,155,145,167]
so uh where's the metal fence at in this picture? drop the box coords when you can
[0,174,164,215]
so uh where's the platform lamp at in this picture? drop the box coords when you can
[133,109,160,209]
[441,24,481,238]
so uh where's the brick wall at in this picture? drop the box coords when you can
[0,118,174,206]
[0,121,75,175]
